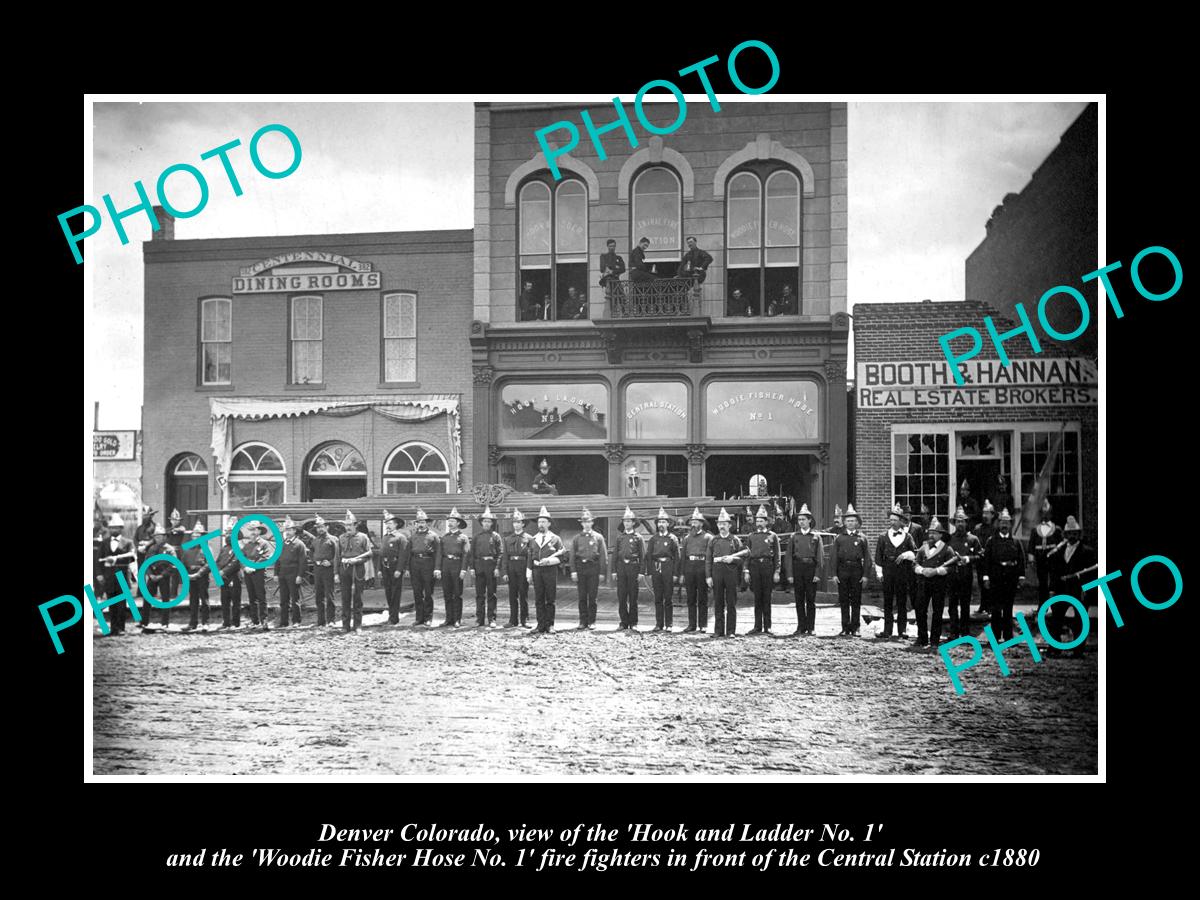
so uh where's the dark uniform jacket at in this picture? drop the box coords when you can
[527,531,566,569]
[912,541,958,576]
[518,290,541,321]
[311,533,341,571]
[680,246,713,280]
[216,539,243,583]
[831,530,870,573]
[338,532,372,576]
[142,539,178,587]
[947,530,984,576]
[599,251,626,283]
[275,537,308,578]
[706,533,746,578]
[381,531,410,573]
[408,529,441,568]
[1029,522,1064,564]
[745,530,782,579]
[439,530,470,568]
[983,532,1025,580]
[612,531,647,575]
[99,534,136,586]
[875,529,916,568]
[532,471,557,494]
[1050,541,1097,592]
[646,532,680,577]
[682,530,714,564]
[568,530,608,571]
[471,530,503,572]
[630,246,654,275]
[784,529,824,580]
[180,543,210,579]
[501,530,532,570]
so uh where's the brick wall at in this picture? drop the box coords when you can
[143,231,475,524]
[479,101,845,322]
[853,300,1098,547]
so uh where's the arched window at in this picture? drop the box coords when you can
[631,166,682,274]
[383,442,450,495]
[305,441,367,501]
[200,297,231,385]
[518,176,588,321]
[229,441,286,507]
[725,167,802,316]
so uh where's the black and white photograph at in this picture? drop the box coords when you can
[87,95,1099,777]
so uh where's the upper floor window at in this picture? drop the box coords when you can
[631,166,682,275]
[200,297,232,385]
[726,168,801,316]
[382,292,417,382]
[518,176,588,321]
[290,295,323,384]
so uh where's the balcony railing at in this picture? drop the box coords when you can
[606,277,699,318]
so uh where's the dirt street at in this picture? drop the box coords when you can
[93,586,1097,776]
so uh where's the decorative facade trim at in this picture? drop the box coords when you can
[603,443,626,464]
[503,150,601,208]
[686,443,707,465]
[712,133,816,199]
[472,364,494,385]
[616,136,696,202]
[824,360,846,381]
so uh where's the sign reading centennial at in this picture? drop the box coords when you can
[856,358,1097,408]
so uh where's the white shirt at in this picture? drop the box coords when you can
[888,530,906,547]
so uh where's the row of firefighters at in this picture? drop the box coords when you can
[93,497,1094,649]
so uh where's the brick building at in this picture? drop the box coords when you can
[966,103,1098,357]
[142,221,474,529]
[470,101,851,539]
[853,300,1098,547]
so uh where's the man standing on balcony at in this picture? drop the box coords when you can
[680,235,712,286]
[629,237,656,283]
[599,239,625,294]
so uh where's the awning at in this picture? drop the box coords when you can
[209,394,462,487]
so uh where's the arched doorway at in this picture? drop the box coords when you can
[165,453,208,521]
[303,441,367,501]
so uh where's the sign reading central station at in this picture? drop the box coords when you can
[856,358,1096,408]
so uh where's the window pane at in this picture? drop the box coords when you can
[555,180,587,255]
[727,173,761,250]
[519,182,551,254]
[727,248,761,267]
[292,299,307,339]
[384,294,399,337]
[499,382,609,442]
[399,294,416,337]
[632,166,680,255]
[624,381,688,442]
[416,481,448,494]
[766,171,800,247]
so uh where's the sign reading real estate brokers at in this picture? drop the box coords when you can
[856,358,1097,409]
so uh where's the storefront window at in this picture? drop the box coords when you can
[624,381,688,442]
[1019,428,1081,521]
[893,432,950,519]
[229,441,286,507]
[704,380,819,442]
[499,383,609,442]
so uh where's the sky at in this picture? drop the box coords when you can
[89,99,1088,430]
